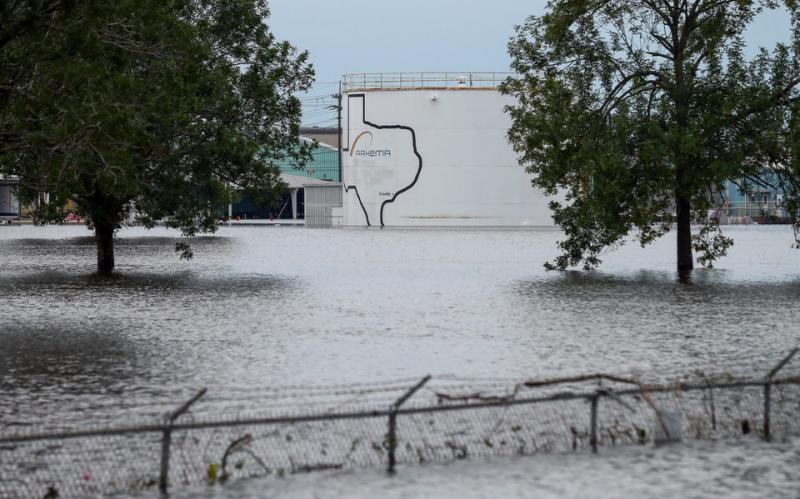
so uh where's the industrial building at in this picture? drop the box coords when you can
[718,177,788,224]
[0,175,20,221]
[299,126,339,149]
[228,138,339,222]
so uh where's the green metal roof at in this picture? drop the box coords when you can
[274,140,340,183]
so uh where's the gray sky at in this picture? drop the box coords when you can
[266,0,793,126]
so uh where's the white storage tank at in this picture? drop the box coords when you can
[340,72,556,227]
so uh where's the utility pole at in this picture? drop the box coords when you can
[324,83,344,183]
[336,81,343,183]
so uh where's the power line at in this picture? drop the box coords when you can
[299,94,336,101]
[303,117,337,126]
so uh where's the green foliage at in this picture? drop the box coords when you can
[206,462,219,485]
[503,0,800,271]
[692,219,735,268]
[0,0,313,270]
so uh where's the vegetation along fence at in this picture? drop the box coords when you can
[1,349,799,498]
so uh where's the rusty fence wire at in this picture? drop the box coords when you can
[1,349,799,498]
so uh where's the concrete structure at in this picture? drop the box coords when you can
[340,72,557,227]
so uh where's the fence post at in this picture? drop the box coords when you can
[590,393,599,453]
[701,376,717,431]
[763,348,798,442]
[159,388,207,494]
[387,376,431,474]
[763,383,771,441]
[159,427,172,494]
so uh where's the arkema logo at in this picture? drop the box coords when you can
[350,131,391,158]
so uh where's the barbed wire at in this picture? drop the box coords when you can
[2,352,797,498]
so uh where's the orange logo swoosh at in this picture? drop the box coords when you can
[350,131,373,156]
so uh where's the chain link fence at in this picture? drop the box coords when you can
[2,350,799,498]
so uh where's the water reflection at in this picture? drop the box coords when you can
[0,235,228,247]
[1,229,299,428]
[0,234,232,275]
[0,270,294,292]
[0,324,134,378]
[509,271,800,378]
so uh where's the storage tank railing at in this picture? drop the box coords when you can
[342,72,514,91]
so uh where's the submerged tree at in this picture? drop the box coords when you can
[503,0,800,276]
[0,0,313,273]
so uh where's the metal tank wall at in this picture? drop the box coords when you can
[341,88,556,227]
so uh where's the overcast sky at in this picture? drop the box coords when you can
[266,0,793,126]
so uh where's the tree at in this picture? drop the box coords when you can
[0,0,313,273]
[503,0,800,278]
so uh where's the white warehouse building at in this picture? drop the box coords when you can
[338,72,556,227]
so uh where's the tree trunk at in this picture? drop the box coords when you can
[95,221,115,274]
[676,193,693,279]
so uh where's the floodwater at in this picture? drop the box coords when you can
[1,224,799,429]
[3,224,800,497]
[159,437,800,499]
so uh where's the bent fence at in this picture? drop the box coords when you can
[2,349,799,498]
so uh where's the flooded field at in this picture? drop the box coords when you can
[1,224,799,429]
